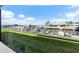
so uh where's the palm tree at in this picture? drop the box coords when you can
[75,27,79,35]
[65,21,73,26]
[64,21,72,36]
[45,21,50,26]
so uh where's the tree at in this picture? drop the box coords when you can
[75,27,79,35]
[29,24,32,28]
[45,21,50,26]
[65,21,73,26]
[0,5,3,9]
[75,27,79,32]
[13,24,18,26]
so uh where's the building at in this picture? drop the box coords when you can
[44,21,79,36]
[2,21,79,36]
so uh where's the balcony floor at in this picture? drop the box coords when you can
[0,42,15,53]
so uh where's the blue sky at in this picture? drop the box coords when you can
[1,5,79,25]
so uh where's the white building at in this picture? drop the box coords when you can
[43,22,79,36]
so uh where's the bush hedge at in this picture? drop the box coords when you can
[1,30,79,53]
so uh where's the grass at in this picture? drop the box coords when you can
[37,34,79,42]
[1,29,79,53]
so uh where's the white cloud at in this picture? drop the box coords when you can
[2,10,15,19]
[2,18,17,25]
[66,12,76,19]
[71,5,79,8]
[18,14,26,18]
[24,17,35,21]
[2,7,79,25]
[65,9,79,20]
[51,18,67,22]
[51,9,79,22]
[1,9,36,25]
[1,9,16,25]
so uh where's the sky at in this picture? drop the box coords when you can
[1,5,79,25]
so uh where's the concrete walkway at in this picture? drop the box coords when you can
[0,42,15,53]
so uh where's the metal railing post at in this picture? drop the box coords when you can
[0,7,1,41]
[0,5,3,41]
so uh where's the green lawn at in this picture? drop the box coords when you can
[1,29,79,53]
